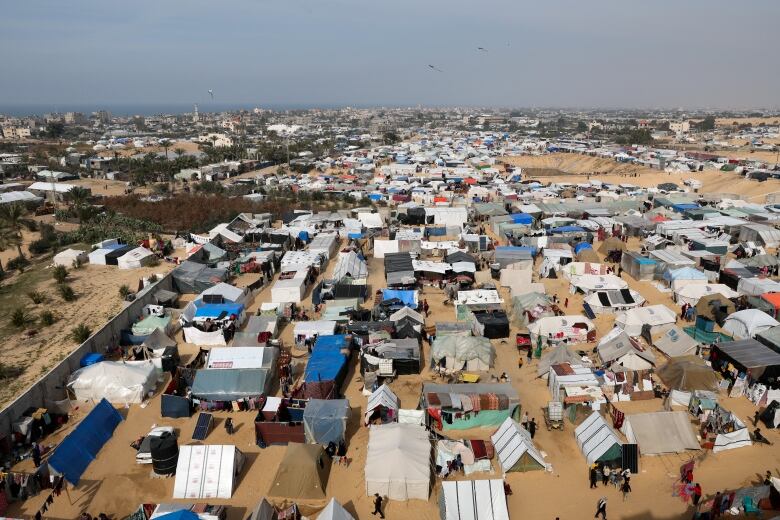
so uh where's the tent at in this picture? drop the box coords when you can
[712,427,752,453]
[528,315,595,344]
[760,400,780,428]
[271,273,307,303]
[573,412,623,466]
[365,423,431,501]
[362,339,421,375]
[382,289,418,308]
[440,480,509,520]
[365,384,400,425]
[596,326,655,370]
[389,306,424,326]
[714,339,780,382]
[54,248,88,267]
[191,368,271,400]
[491,418,545,473]
[67,361,157,404]
[172,261,228,294]
[303,399,350,445]
[333,251,368,281]
[536,345,585,377]
[117,247,156,269]
[47,399,122,484]
[584,289,645,314]
[695,294,736,325]
[200,282,246,304]
[653,327,699,358]
[472,310,510,339]
[656,357,720,391]
[621,412,699,455]
[663,266,707,291]
[304,335,350,399]
[675,284,739,306]
[431,336,495,373]
[615,305,676,336]
[143,328,177,352]
[88,243,126,265]
[318,498,355,520]
[269,443,330,500]
[569,274,628,294]
[173,445,245,499]
[722,309,779,340]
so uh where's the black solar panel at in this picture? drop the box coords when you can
[192,412,212,440]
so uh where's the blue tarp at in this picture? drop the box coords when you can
[155,511,200,520]
[193,303,245,319]
[672,203,700,213]
[573,242,593,254]
[369,194,382,201]
[298,231,310,241]
[48,399,122,484]
[305,335,349,383]
[663,266,707,281]
[427,226,447,236]
[549,225,586,234]
[348,232,364,239]
[80,353,104,367]
[495,245,537,257]
[509,213,534,225]
[382,289,418,308]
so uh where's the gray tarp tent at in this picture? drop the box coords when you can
[191,368,271,400]
[537,345,585,377]
[172,261,228,294]
[302,399,350,445]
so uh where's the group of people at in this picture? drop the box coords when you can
[679,302,695,322]
[521,412,538,439]
[589,463,632,501]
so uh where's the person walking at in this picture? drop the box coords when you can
[372,493,385,519]
[521,411,529,430]
[594,497,607,519]
[692,483,702,506]
[564,297,569,308]
[423,299,430,317]
[32,442,41,468]
[528,418,537,439]
[224,417,234,435]
[711,491,722,518]
[590,465,598,488]
[754,410,761,427]
[602,466,611,486]
[620,478,631,501]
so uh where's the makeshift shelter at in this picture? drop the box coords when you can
[621,412,700,455]
[722,309,779,340]
[675,284,738,306]
[174,445,245,499]
[528,315,595,344]
[271,271,308,303]
[491,417,545,473]
[569,274,628,295]
[615,305,676,336]
[173,261,228,293]
[364,423,431,501]
[302,399,350,445]
[318,498,355,520]
[191,368,271,400]
[695,294,736,326]
[714,339,780,383]
[760,400,780,428]
[510,292,552,327]
[430,336,495,373]
[54,248,88,267]
[597,327,655,370]
[88,243,128,265]
[439,480,509,520]
[269,444,330,500]
[422,383,519,431]
[584,289,644,314]
[536,345,586,377]
[293,320,337,348]
[361,338,421,375]
[117,247,156,269]
[656,357,720,392]
[67,361,157,404]
[653,327,699,358]
[333,251,368,281]
[598,237,627,255]
[47,399,122,485]
[574,412,623,466]
[303,335,350,399]
[472,310,510,339]
[365,384,400,425]
[620,251,656,281]
[663,266,708,292]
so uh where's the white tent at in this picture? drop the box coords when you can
[584,289,645,314]
[67,361,157,404]
[621,412,700,455]
[653,326,699,358]
[117,247,156,269]
[293,320,337,342]
[87,247,115,266]
[431,336,495,373]
[569,274,628,294]
[615,305,676,336]
[491,418,545,473]
[574,412,623,465]
[365,384,400,425]
[737,277,780,296]
[528,315,595,343]
[365,423,431,501]
[174,445,245,499]
[713,428,752,453]
[200,283,246,304]
[271,271,307,303]
[675,284,739,306]
[206,347,277,370]
[317,498,355,520]
[333,251,368,280]
[440,480,509,520]
[53,248,88,267]
[183,326,227,346]
[722,309,779,340]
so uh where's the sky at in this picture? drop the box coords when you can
[1,0,779,111]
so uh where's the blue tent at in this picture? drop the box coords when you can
[382,289,418,308]
[298,230,310,242]
[193,302,244,319]
[154,511,200,520]
[348,232,364,239]
[549,225,586,234]
[305,335,349,383]
[573,242,593,254]
[369,194,383,201]
[495,245,538,257]
[663,266,707,282]
[672,203,700,213]
[48,399,122,484]
[509,213,534,225]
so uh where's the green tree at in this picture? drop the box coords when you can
[576,121,588,132]
[0,204,29,258]
[45,122,65,139]
[66,186,92,223]
[697,116,716,131]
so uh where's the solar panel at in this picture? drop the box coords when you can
[192,412,212,441]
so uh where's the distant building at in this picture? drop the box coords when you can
[1,126,31,139]
[198,133,233,148]
[64,112,87,125]
[669,121,690,134]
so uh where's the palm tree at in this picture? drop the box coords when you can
[174,147,185,159]
[0,224,21,273]
[0,203,29,258]
[66,187,91,223]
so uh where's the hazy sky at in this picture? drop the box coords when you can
[1,0,778,109]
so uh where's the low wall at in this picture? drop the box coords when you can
[0,272,175,438]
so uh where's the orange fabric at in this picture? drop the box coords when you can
[761,292,780,309]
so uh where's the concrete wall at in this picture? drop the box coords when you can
[0,272,175,438]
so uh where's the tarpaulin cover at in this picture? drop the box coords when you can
[48,398,123,484]
[509,213,534,225]
[549,226,586,234]
[440,479,509,520]
[302,399,350,445]
[191,368,270,400]
[573,242,593,254]
[194,303,245,319]
[382,289,418,308]
[305,335,349,383]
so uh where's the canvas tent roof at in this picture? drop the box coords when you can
[722,309,779,340]
[537,345,585,377]
[173,445,244,499]
[615,305,676,336]
[695,294,736,323]
[574,412,623,465]
[653,326,699,358]
[389,306,424,325]
[365,384,400,424]
[317,498,355,520]
[624,412,700,456]
[365,423,431,501]
[191,368,270,400]
[269,443,330,500]
[656,357,720,391]
[67,361,157,404]
[440,480,509,520]
[333,251,368,281]
[142,328,177,351]
[596,326,655,368]
[716,339,780,370]
[302,399,350,445]
[431,336,495,371]
[491,418,545,473]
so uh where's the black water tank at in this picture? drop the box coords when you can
[150,432,179,475]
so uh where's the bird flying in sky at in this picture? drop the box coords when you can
[477,47,488,52]
[208,89,214,100]
[428,64,443,73]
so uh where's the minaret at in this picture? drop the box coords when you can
[193,104,199,123]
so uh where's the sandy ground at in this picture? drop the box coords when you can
[8,234,780,520]
[715,117,780,128]
[0,262,176,407]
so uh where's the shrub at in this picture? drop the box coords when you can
[147,256,160,267]
[118,284,131,298]
[57,284,76,302]
[10,308,34,328]
[53,265,68,283]
[148,274,158,283]
[72,257,83,269]
[7,256,29,272]
[40,310,56,326]
[27,291,46,304]
[69,323,92,343]
[28,239,51,255]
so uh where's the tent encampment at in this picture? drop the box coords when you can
[173,445,245,499]
[430,336,495,373]
[365,423,431,501]
[269,443,330,500]
[491,417,545,473]
[439,480,510,520]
